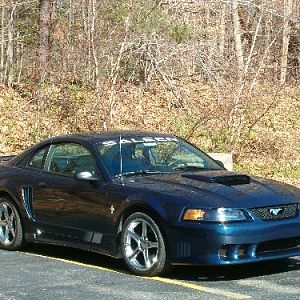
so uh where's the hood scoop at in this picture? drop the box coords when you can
[182,173,251,186]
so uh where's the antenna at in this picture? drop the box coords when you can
[119,134,124,185]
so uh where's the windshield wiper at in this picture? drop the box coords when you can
[115,170,163,178]
[172,165,210,171]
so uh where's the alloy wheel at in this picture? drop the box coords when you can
[124,217,160,272]
[0,202,16,246]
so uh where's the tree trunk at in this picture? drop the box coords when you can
[38,0,54,82]
[264,11,273,71]
[90,0,100,94]
[6,4,16,88]
[231,0,244,81]
[1,7,5,82]
[218,3,226,57]
[280,0,293,84]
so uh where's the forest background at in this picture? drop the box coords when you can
[0,0,299,187]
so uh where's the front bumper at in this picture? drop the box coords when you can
[166,217,300,265]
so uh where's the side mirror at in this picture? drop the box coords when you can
[74,170,99,182]
[215,160,225,169]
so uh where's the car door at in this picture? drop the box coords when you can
[30,142,110,246]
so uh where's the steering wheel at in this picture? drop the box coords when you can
[167,161,187,170]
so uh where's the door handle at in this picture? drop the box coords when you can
[38,182,48,187]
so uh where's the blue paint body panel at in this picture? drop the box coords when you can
[0,131,299,265]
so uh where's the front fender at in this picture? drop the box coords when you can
[0,178,23,209]
[114,190,184,231]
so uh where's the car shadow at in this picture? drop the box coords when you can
[168,258,300,282]
[22,244,300,282]
[22,243,129,272]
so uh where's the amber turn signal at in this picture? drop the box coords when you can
[183,209,206,221]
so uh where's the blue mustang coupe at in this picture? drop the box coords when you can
[0,131,299,276]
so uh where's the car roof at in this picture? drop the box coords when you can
[8,131,178,166]
[43,131,175,144]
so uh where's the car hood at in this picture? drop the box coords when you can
[123,170,300,208]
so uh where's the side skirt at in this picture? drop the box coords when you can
[24,223,120,259]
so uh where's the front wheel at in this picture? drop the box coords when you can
[121,212,169,276]
[0,198,24,250]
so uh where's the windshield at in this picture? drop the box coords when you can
[96,136,223,177]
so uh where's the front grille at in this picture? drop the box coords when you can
[250,203,298,221]
[257,237,300,253]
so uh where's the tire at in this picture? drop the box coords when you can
[0,197,24,250]
[121,212,169,276]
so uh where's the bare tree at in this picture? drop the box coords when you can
[90,0,100,94]
[280,0,293,84]
[0,0,299,87]
[5,3,17,88]
[231,0,244,81]
[218,2,227,57]
[38,0,54,82]
[0,6,5,82]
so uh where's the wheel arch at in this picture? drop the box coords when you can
[0,190,19,207]
[0,188,29,231]
[0,189,27,249]
[116,202,171,258]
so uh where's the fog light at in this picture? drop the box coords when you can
[219,245,229,259]
[237,244,247,258]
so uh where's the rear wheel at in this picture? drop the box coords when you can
[0,198,24,250]
[121,212,169,276]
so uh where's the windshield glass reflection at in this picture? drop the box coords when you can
[97,137,222,177]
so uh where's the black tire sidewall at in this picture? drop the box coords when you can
[0,197,24,250]
[121,212,168,277]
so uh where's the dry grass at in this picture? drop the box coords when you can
[0,79,299,187]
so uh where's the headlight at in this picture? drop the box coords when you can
[182,208,249,222]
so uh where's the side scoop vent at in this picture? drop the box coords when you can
[182,174,251,186]
[21,187,35,220]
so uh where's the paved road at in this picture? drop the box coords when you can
[0,244,299,300]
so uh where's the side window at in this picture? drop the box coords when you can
[27,147,48,169]
[46,143,99,177]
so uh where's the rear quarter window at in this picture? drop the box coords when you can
[27,147,48,169]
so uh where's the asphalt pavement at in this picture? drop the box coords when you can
[0,244,299,300]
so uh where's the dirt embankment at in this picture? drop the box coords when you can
[0,80,299,187]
